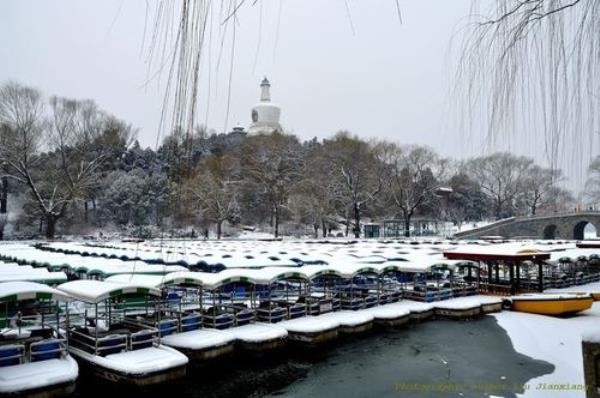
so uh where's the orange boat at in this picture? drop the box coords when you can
[509,293,594,316]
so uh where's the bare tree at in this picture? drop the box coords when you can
[0,176,7,240]
[384,144,445,237]
[458,1,600,185]
[290,149,337,238]
[0,82,112,238]
[189,154,240,239]
[321,132,383,238]
[240,132,302,238]
[467,152,533,219]
[584,156,600,208]
[519,165,561,216]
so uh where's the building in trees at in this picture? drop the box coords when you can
[248,77,283,135]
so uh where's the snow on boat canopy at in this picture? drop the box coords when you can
[443,243,552,262]
[0,261,67,285]
[0,281,79,397]
[0,245,186,278]
[57,280,161,303]
[0,281,72,302]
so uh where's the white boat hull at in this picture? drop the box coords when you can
[68,345,188,386]
[0,356,78,397]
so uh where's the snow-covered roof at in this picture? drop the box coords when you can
[105,274,167,289]
[57,280,160,303]
[0,281,72,302]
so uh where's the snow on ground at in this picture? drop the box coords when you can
[494,301,600,397]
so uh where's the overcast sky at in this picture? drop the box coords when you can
[1,0,591,190]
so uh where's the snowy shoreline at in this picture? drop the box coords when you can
[494,282,600,397]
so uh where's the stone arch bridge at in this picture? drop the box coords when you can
[454,212,600,240]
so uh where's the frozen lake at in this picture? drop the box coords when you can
[73,316,552,398]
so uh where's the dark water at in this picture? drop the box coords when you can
[74,316,553,398]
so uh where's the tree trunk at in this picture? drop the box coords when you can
[46,214,57,240]
[322,220,327,238]
[495,200,503,220]
[217,220,223,240]
[274,206,279,238]
[404,214,411,238]
[313,224,319,238]
[84,201,89,223]
[0,176,7,214]
[353,202,361,238]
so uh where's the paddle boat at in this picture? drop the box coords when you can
[104,273,236,361]
[199,270,288,353]
[0,281,78,397]
[57,280,188,386]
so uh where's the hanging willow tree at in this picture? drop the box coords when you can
[456,0,600,189]
[147,0,401,148]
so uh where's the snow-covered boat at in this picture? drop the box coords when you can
[57,280,188,386]
[278,316,339,346]
[362,304,410,328]
[317,310,374,334]
[507,293,594,316]
[105,272,288,357]
[0,282,78,397]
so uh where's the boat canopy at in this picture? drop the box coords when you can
[0,281,72,303]
[297,265,344,280]
[105,274,168,289]
[57,280,161,303]
[0,270,67,285]
[375,257,460,273]
[443,243,551,262]
[327,262,381,278]
[241,267,309,284]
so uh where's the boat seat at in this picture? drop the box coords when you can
[158,319,178,337]
[130,330,155,350]
[180,314,201,332]
[97,334,127,356]
[30,339,62,362]
[0,344,24,367]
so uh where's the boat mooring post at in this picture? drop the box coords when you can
[582,336,600,398]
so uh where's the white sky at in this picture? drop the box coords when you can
[0,0,593,191]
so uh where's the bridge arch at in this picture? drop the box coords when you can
[453,212,600,240]
[543,224,559,240]
[573,221,598,240]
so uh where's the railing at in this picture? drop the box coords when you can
[477,283,513,296]
[180,313,202,332]
[203,312,234,329]
[67,324,158,356]
[29,338,68,362]
[286,303,306,319]
[256,306,286,323]
[340,296,365,311]
[404,287,454,302]
[0,344,25,367]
